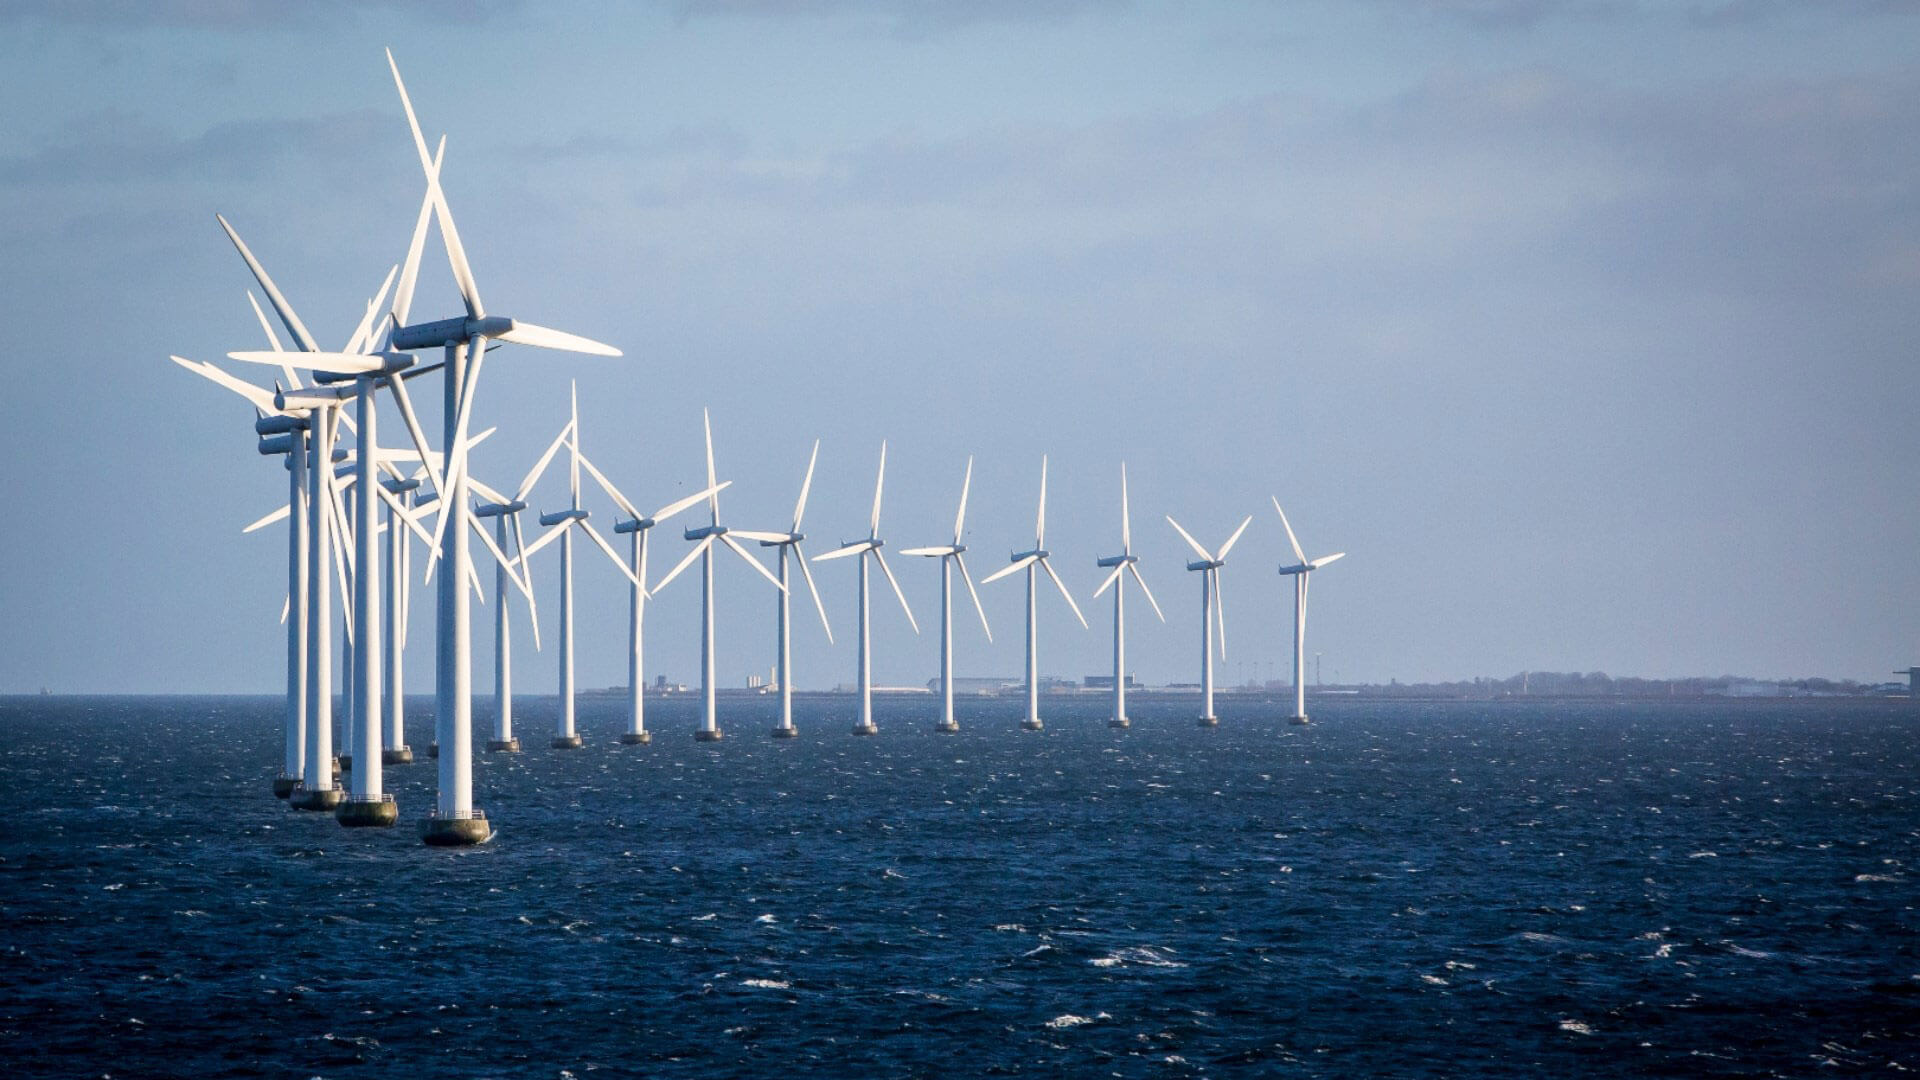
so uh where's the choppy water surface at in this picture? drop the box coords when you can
[1,694,1916,1077]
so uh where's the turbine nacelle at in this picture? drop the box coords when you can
[1096,553,1137,568]
[390,315,513,351]
[1187,558,1225,572]
[309,352,418,384]
[275,385,354,411]
[685,523,728,542]
[474,499,528,519]
[259,433,295,456]
[255,414,306,436]
[1012,548,1048,563]
[539,508,589,528]
[757,531,804,548]
[613,517,656,535]
[383,476,423,495]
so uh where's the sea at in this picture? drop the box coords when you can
[1,693,1915,1078]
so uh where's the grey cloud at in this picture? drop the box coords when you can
[0,0,521,29]
[1368,0,1920,27]
[672,0,1131,37]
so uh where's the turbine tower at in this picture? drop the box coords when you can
[900,457,992,734]
[814,443,919,736]
[756,441,834,738]
[653,409,787,742]
[380,470,420,764]
[471,421,571,754]
[603,475,726,746]
[1165,513,1252,727]
[1091,464,1163,729]
[982,456,1086,731]
[382,52,623,846]
[521,385,645,749]
[1272,497,1345,725]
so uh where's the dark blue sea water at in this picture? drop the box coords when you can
[1,694,1916,1077]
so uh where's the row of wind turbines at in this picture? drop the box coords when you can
[171,52,1345,845]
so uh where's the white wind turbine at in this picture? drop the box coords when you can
[653,409,788,741]
[755,441,834,738]
[519,385,646,748]
[600,472,728,746]
[899,457,992,734]
[376,52,623,845]
[1165,512,1252,727]
[1091,464,1164,729]
[813,443,919,736]
[982,456,1087,731]
[1272,497,1345,725]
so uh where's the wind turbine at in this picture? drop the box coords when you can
[379,52,623,846]
[814,443,919,736]
[756,441,834,738]
[982,456,1087,731]
[603,474,728,746]
[1272,497,1345,725]
[653,409,788,741]
[519,385,646,749]
[1165,512,1252,727]
[1090,464,1163,729]
[900,457,992,734]
[470,421,571,754]
[380,470,420,764]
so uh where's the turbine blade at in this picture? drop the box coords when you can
[280,593,289,626]
[243,504,289,534]
[898,547,953,557]
[1217,515,1253,560]
[721,533,785,592]
[1271,495,1307,566]
[1092,564,1125,599]
[1130,563,1166,623]
[1165,516,1211,563]
[651,481,730,524]
[954,552,992,643]
[729,530,791,544]
[516,420,574,503]
[653,537,710,595]
[425,334,486,562]
[1311,552,1346,569]
[1041,557,1088,629]
[702,408,719,521]
[245,289,284,353]
[793,439,819,533]
[981,553,1037,585]
[171,355,280,414]
[383,372,443,495]
[577,451,640,520]
[1036,455,1048,549]
[1213,568,1227,659]
[495,321,622,357]
[794,544,834,645]
[228,350,386,375]
[874,548,918,634]
[388,136,443,334]
[519,520,567,562]
[954,455,972,547]
[582,521,645,592]
[343,265,399,355]
[870,441,887,538]
[812,542,869,563]
[1120,462,1131,553]
[214,214,319,353]
[374,481,435,548]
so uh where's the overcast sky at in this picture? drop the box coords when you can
[2,0,1916,694]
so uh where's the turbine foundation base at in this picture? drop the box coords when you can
[694,729,724,742]
[419,813,491,847]
[934,721,959,734]
[618,732,652,745]
[272,775,297,799]
[335,796,398,828]
[1197,716,1219,728]
[1020,719,1044,732]
[550,735,585,750]
[1289,715,1310,725]
[771,726,799,739]
[383,747,414,765]
[487,738,522,753]
[337,753,353,771]
[428,742,439,759]
[851,723,879,736]
[289,785,344,812]
[1109,718,1131,729]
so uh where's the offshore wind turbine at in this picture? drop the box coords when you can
[1165,512,1252,727]
[519,385,645,748]
[380,51,623,846]
[470,424,566,753]
[653,409,788,741]
[982,456,1087,731]
[900,457,992,734]
[603,474,727,746]
[380,470,420,763]
[1090,464,1164,729]
[1272,497,1345,725]
[756,441,834,738]
[813,443,919,736]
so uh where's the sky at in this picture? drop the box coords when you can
[1,0,1916,694]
